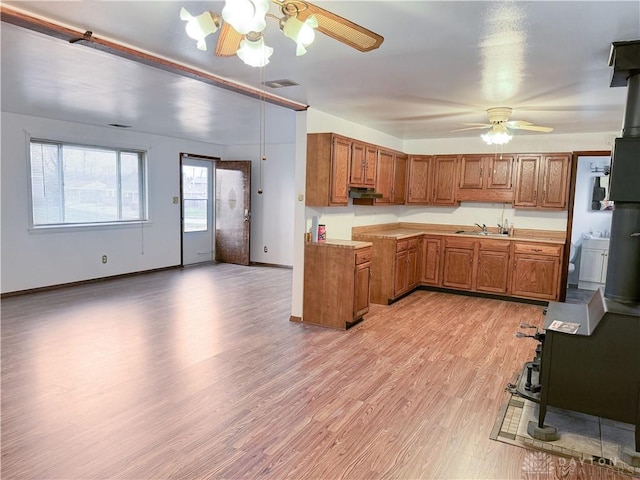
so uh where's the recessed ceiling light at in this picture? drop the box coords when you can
[262,79,299,89]
[108,123,132,128]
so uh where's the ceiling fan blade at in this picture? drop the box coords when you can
[451,125,491,133]
[509,124,554,133]
[277,0,383,52]
[505,120,533,128]
[215,22,243,57]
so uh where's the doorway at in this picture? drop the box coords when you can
[181,155,216,265]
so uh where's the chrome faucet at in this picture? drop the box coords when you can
[475,223,487,234]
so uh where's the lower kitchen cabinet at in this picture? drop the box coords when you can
[442,237,475,290]
[475,240,510,294]
[394,237,419,297]
[511,242,563,301]
[303,241,372,329]
[420,235,442,285]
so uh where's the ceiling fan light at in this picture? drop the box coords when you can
[237,34,273,67]
[481,130,513,145]
[222,0,269,34]
[180,7,220,51]
[282,15,318,56]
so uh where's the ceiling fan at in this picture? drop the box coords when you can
[181,0,384,67]
[451,107,553,145]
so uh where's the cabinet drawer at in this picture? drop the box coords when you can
[407,237,419,249]
[355,248,372,265]
[478,239,510,252]
[445,237,475,250]
[396,240,408,252]
[514,242,562,256]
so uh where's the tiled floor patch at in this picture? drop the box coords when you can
[492,394,640,477]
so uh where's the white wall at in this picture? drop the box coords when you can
[1,112,295,294]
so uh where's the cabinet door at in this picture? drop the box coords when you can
[407,156,432,204]
[540,154,570,209]
[392,153,407,204]
[511,254,560,300]
[432,156,458,205]
[459,156,483,190]
[514,155,541,207]
[349,141,365,187]
[475,250,510,294]
[394,249,408,296]
[375,149,395,204]
[354,262,371,318]
[487,155,514,189]
[330,136,351,205]
[442,247,474,289]
[407,245,419,289]
[421,236,442,285]
[364,145,377,187]
[579,248,605,283]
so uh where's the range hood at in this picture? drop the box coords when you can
[348,187,382,199]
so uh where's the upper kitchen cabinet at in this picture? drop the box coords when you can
[375,149,407,204]
[349,141,377,188]
[457,154,515,202]
[514,154,571,209]
[306,133,351,206]
[407,155,458,205]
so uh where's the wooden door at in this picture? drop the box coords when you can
[487,155,514,189]
[392,153,407,204]
[349,141,365,187]
[407,156,432,204]
[540,154,570,209]
[459,155,483,190]
[432,155,458,205]
[475,250,510,294]
[354,261,370,318]
[215,160,251,265]
[514,155,541,207]
[364,145,377,187]
[330,136,351,205]
[511,254,560,300]
[442,247,474,289]
[375,149,395,204]
[420,236,441,285]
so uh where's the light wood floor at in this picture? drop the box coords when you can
[1,263,630,479]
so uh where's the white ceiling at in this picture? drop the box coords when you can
[2,1,639,146]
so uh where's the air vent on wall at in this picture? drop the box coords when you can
[262,79,299,89]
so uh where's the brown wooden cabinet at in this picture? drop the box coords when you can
[511,242,563,301]
[407,155,458,205]
[394,237,419,297]
[432,155,459,205]
[303,241,372,329]
[457,154,515,202]
[442,237,474,290]
[475,240,510,294]
[349,142,377,188]
[375,149,406,204]
[305,133,351,206]
[514,154,570,209]
[420,235,442,286]
[407,155,432,204]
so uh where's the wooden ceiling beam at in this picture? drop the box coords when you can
[0,5,309,112]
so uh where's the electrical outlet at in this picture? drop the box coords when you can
[102,255,108,264]
[264,246,268,253]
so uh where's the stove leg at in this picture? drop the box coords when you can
[527,397,559,442]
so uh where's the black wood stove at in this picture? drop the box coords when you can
[514,40,640,468]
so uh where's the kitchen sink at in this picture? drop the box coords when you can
[455,230,509,237]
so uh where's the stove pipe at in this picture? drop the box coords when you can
[604,41,640,304]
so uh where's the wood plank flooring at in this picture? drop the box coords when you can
[1,263,631,479]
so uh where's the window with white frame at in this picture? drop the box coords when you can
[29,139,147,227]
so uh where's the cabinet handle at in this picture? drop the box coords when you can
[532,248,543,252]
